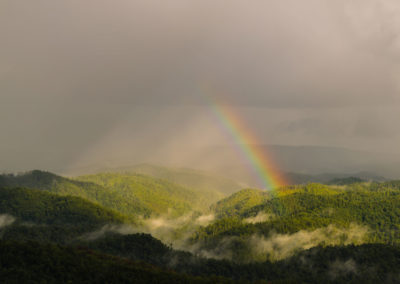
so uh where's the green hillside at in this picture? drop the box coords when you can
[124,164,241,195]
[0,170,216,219]
[189,182,400,261]
[211,188,270,218]
[77,172,213,217]
[0,187,128,244]
[1,174,400,282]
[0,187,126,226]
[0,170,153,218]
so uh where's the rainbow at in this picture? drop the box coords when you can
[209,99,287,190]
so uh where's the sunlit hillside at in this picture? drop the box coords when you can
[1,168,400,282]
[3,0,400,282]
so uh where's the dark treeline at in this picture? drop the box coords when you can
[0,240,229,284]
[75,232,400,283]
[1,236,400,283]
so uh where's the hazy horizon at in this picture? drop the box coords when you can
[2,0,400,177]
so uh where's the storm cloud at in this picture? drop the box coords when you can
[1,0,400,175]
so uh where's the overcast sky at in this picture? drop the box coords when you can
[1,0,400,173]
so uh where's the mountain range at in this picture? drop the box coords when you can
[1,165,400,283]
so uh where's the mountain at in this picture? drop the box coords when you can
[327,176,365,185]
[263,145,400,179]
[286,171,387,185]
[211,188,270,218]
[0,170,148,218]
[0,186,128,243]
[0,187,126,226]
[268,145,384,174]
[3,216,400,283]
[0,170,217,219]
[76,172,216,217]
[61,163,242,196]
[1,172,400,282]
[190,182,400,262]
[195,145,396,185]
[114,164,242,196]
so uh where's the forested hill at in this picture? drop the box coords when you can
[0,186,128,244]
[76,172,218,216]
[285,171,387,185]
[79,233,400,283]
[188,181,400,263]
[1,169,400,282]
[0,240,224,284]
[2,234,400,283]
[117,164,242,195]
[0,170,219,219]
[0,187,126,226]
[211,188,270,218]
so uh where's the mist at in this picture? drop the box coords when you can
[328,259,357,280]
[0,214,15,229]
[189,223,370,262]
[80,213,216,248]
[80,224,139,241]
[1,0,400,179]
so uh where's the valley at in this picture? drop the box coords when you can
[1,165,400,283]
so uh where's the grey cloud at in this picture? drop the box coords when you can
[1,0,400,173]
[1,0,399,107]
[353,110,398,138]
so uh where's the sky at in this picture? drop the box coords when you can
[1,0,400,174]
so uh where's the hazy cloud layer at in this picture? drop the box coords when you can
[1,1,400,173]
[0,214,15,229]
[1,0,400,106]
[190,223,369,262]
